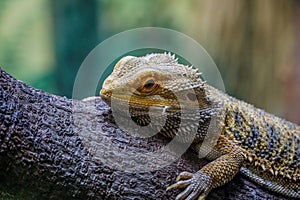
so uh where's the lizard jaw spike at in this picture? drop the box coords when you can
[269,168,274,175]
[279,171,284,176]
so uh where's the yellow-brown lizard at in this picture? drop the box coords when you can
[100,53,300,199]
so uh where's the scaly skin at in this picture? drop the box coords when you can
[100,53,300,199]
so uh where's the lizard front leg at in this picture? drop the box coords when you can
[167,135,246,200]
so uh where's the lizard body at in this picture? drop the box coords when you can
[100,53,300,199]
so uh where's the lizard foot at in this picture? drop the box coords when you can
[167,171,213,200]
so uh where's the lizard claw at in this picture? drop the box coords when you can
[176,171,194,181]
[167,171,213,200]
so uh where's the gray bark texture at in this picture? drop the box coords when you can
[0,69,287,199]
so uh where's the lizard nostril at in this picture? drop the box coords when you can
[100,89,112,97]
[100,89,106,95]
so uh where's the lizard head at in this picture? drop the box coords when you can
[100,53,211,111]
[100,53,215,137]
[100,53,210,113]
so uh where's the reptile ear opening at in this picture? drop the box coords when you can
[186,93,197,101]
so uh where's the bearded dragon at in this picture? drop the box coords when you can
[100,53,300,200]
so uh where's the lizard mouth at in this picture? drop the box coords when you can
[100,89,172,119]
[100,88,212,122]
[100,88,112,106]
[100,88,174,108]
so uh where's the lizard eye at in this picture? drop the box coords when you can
[140,78,158,93]
[143,79,155,89]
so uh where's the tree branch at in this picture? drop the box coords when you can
[0,69,286,199]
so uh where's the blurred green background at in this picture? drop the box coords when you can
[0,0,300,198]
[0,0,299,121]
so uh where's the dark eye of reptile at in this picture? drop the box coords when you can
[143,79,155,89]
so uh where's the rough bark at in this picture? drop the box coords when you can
[0,69,287,199]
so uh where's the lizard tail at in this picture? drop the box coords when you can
[240,167,300,198]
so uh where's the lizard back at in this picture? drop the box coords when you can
[217,88,300,197]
